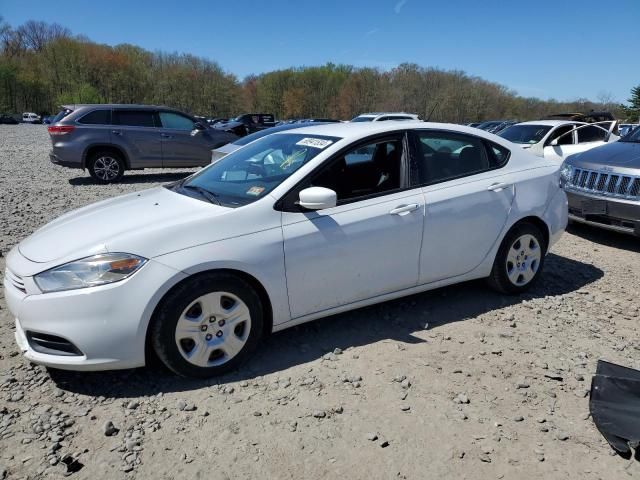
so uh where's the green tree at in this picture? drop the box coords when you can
[623,85,640,122]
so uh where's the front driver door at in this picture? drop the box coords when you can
[412,130,515,284]
[542,124,577,163]
[280,134,424,318]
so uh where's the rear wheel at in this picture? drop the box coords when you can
[150,272,264,378]
[88,150,125,183]
[487,222,546,294]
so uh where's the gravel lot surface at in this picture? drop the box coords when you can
[0,125,639,479]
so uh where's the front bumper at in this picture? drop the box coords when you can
[566,191,640,236]
[4,252,186,371]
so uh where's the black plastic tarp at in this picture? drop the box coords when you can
[590,360,640,460]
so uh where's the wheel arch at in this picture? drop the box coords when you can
[144,268,274,364]
[83,144,130,169]
[507,215,550,253]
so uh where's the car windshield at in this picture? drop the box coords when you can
[621,125,640,143]
[174,133,341,207]
[498,124,552,144]
[351,116,374,122]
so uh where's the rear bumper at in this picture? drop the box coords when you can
[49,151,82,169]
[566,191,640,236]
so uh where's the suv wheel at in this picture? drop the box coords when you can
[150,272,264,378]
[88,151,125,183]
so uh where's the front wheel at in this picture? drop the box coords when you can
[150,272,264,378]
[487,222,546,294]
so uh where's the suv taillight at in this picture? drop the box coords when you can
[48,125,75,135]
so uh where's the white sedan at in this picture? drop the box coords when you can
[4,122,567,377]
[498,120,619,163]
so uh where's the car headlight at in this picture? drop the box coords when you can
[34,253,147,293]
[559,163,573,187]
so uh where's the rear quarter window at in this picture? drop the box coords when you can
[77,110,112,125]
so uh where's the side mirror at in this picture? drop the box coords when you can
[298,187,337,210]
[549,138,559,147]
[194,122,206,131]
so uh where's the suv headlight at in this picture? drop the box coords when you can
[34,253,147,293]
[559,163,573,187]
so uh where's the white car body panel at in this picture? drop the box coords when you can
[508,120,619,164]
[282,188,425,318]
[3,121,567,371]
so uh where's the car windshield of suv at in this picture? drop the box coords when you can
[621,126,640,142]
[498,124,552,144]
[351,116,374,122]
[174,133,341,207]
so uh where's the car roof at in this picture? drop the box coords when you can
[512,120,581,127]
[271,120,511,144]
[356,112,416,117]
[61,104,175,110]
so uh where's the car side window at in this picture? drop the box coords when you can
[309,138,403,203]
[577,125,606,143]
[159,112,195,131]
[113,110,156,128]
[77,110,111,125]
[547,125,574,146]
[413,131,495,185]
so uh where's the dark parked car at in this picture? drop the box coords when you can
[210,121,335,163]
[214,113,277,137]
[561,126,640,236]
[0,114,19,124]
[47,104,238,183]
[476,120,517,134]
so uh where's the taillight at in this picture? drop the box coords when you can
[48,125,75,136]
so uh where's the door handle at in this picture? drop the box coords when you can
[389,203,419,215]
[161,133,173,139]
[487,182,510,192]
[111,130,122,136]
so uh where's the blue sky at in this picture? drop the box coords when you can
[2,0,638,102]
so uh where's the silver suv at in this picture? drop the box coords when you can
[561,127,640,236]
[48,104,237,183]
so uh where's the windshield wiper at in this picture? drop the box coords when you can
[181,184,221,205]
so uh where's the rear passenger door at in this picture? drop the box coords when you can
[411,130,514,284]
[111,110,162,168]
[157,111,210,167]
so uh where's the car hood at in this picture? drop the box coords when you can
[567,141,640,170]
[18,187,231,264]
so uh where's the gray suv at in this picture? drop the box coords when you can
[48,104,237,183]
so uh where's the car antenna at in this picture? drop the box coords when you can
[425,103,438,122]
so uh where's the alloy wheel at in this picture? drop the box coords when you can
[93,156,121,181]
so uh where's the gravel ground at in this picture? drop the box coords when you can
[0,124,639,479]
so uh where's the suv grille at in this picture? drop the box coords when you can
[567,168,640,200]
[5,269,26,294]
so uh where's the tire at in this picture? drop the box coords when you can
[487,222,547,295]
[150,272,264,378]
[87,150,125,183]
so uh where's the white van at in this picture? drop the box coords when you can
[22,112,41,124]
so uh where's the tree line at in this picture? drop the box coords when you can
[0,18,629,122]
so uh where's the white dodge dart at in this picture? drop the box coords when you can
[4,122,567,377]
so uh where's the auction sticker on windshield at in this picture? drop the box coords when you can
[246,186,265,196]
[296,138,333,149]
